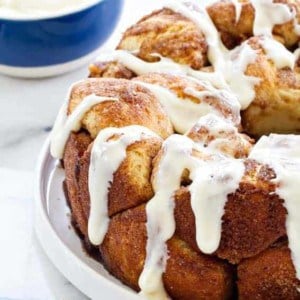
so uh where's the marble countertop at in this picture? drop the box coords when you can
[0,1,162,299]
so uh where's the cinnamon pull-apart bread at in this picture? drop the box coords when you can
[206,0,300,49]
[90,0,300,137]
[50,0,300,299]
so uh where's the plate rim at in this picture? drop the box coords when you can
[34,136,140,300]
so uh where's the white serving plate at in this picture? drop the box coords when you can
[34,137,140,300]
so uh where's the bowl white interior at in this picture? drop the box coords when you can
[0,0,105,21]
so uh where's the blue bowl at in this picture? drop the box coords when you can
[0,0,123,78]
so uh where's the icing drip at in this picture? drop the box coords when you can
[249,134,300,282]
[189,156,244,254]
[135,80,240,134]
[226,42,260,109]
[50,1,300,298]
[95,0,300,112]
[251,0,294,36]
[97,50,188,76]
[95,0,261,110]
[139,135,195,299]
[96,50,228,89]
[88,126,161,246]
[166,0,256,108]
[232,0,242,23]
[139,134,244,298]
[136,81,214,134]
[50,89,118,159]
[259,36,295,69]
[97,46,258,110]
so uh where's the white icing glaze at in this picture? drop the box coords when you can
[88,125,161,246]
[227,42,260,109]
[188,70,229,89]
[139,134,244,298]
[135,80,240,134]
[251,0,294,36]
[198,0,219,7]
[203,0,299,42]
[259,36,295,69]
[189,156,244,254]
[139,135,195,299]
[232,0,242,23]
[50,86,118,159]
[96,50,229,89]
[49,2,300,298]
[97,46,258,110]
[249,134,300,281]
[136,81,213,133]
[95,0,261,110]
[97,50,188,76]
[184,84,241,123]
[165,0,257,111]
[100,40,261,113]
[166,0,295,110]
[94,0,299,113]
[98,0,233,90]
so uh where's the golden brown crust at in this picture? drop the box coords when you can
[117,8,209,70]
[101,204,234,300]
[78,137,162,223]
[273,0,300,47]
[172,160,287,264]
[68,78,173,139]
[63,131,92,235]
[238,242,300,299]
[240,37,300,136]
[89,61,135,79]
[59,3,300,297]
[63,132,162,238]
[64,132,294,296]
[207,0,254,49]
[207,0,300,49]
[218,160,287,263]
[187,121,254,158]
[62,117,296,298]
[62,60,299,299]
